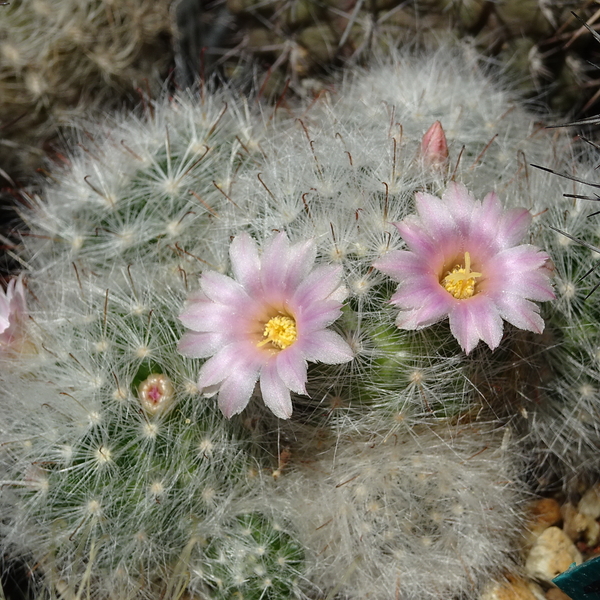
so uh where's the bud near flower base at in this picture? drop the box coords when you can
[138,373,175,414]
[178,232,354,419]
[374,183,555,354]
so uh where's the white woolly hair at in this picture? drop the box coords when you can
[279,423,525,600]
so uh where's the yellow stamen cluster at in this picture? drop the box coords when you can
[257,315,297,350]
[442,252,482,299]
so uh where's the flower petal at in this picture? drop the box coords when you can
[497,207,532,247]
[390,277,448,310]
[275,346,307,395]
[442,182,477,235]
[373,250,424,281]
[261,231,290,292]
[218,367,260,418]
[284,239,317,290]
[394,217,438,259]
[300,329,354,363]
[491,245,551,273]
[293,265,344,307]
[229,233,261,294]
[260,361,293,419]
[468,191,503,251]
[197,344,243,388]
[495,295,545,334]
[394,289,454,329]
[415,191,458,240]
[179,301,239,333]
[296,299,342,332]
[200,270,250,305]
[0,295,10,334]
[448,296,504,353]
[178,331,226,358]
[485,246,555,301]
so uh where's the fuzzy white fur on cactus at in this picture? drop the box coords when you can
[281,425,522,600]
[1,43,599,600]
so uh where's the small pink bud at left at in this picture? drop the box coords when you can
[138,373,175,414]
[0,274,32,355]
[420,121,449,167]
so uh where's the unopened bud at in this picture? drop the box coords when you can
[138,373,175,414]
[420,121,448,168]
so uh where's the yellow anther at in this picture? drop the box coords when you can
[257,315,297,350]
[442,252,482,299]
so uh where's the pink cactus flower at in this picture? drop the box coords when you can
[373,183,555,354]
[0,274,28,350]
[178,232,354,419]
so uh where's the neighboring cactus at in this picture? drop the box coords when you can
[217,0,600,119]
[0,261,276,599]
[18,87,265,275]
[517,153,600,487]
[2,42,600,600]
[0,0,174,178]
[190,511,308,600]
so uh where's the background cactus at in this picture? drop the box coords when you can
[281,424,523,600]
[215,0,600,119]
[2,0,599,187]
[0,0,174,179]
[2,41,600,600]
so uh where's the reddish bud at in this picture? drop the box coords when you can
[420,121,449,167]
[138,373,175,415]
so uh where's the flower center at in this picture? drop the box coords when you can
[257,315,297,350]
[441,252,482,299]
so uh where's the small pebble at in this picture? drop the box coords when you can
[578,484,600,520]
[532,498,563,529]
[561,502,600,547]
[525,526,582,584]
[527,498,563,544]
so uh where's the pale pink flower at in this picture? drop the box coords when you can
[373,183,555,354]
[0,274,27,349]
[178,232,354,419]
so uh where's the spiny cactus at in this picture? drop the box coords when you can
[0,0,174,179]
[18,87,265,275]
[280,424,523,600]
[1,43,599,600]
[0,262,275,599]
[190,511,308,600]
[216,0,600,119]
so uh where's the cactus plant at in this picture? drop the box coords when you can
[2,42,600,600]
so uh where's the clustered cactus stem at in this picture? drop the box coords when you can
[1,43,599,600]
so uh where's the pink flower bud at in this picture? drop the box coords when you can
[0,274,29,353]
[138,373,175,414]
[420,121,449,167]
